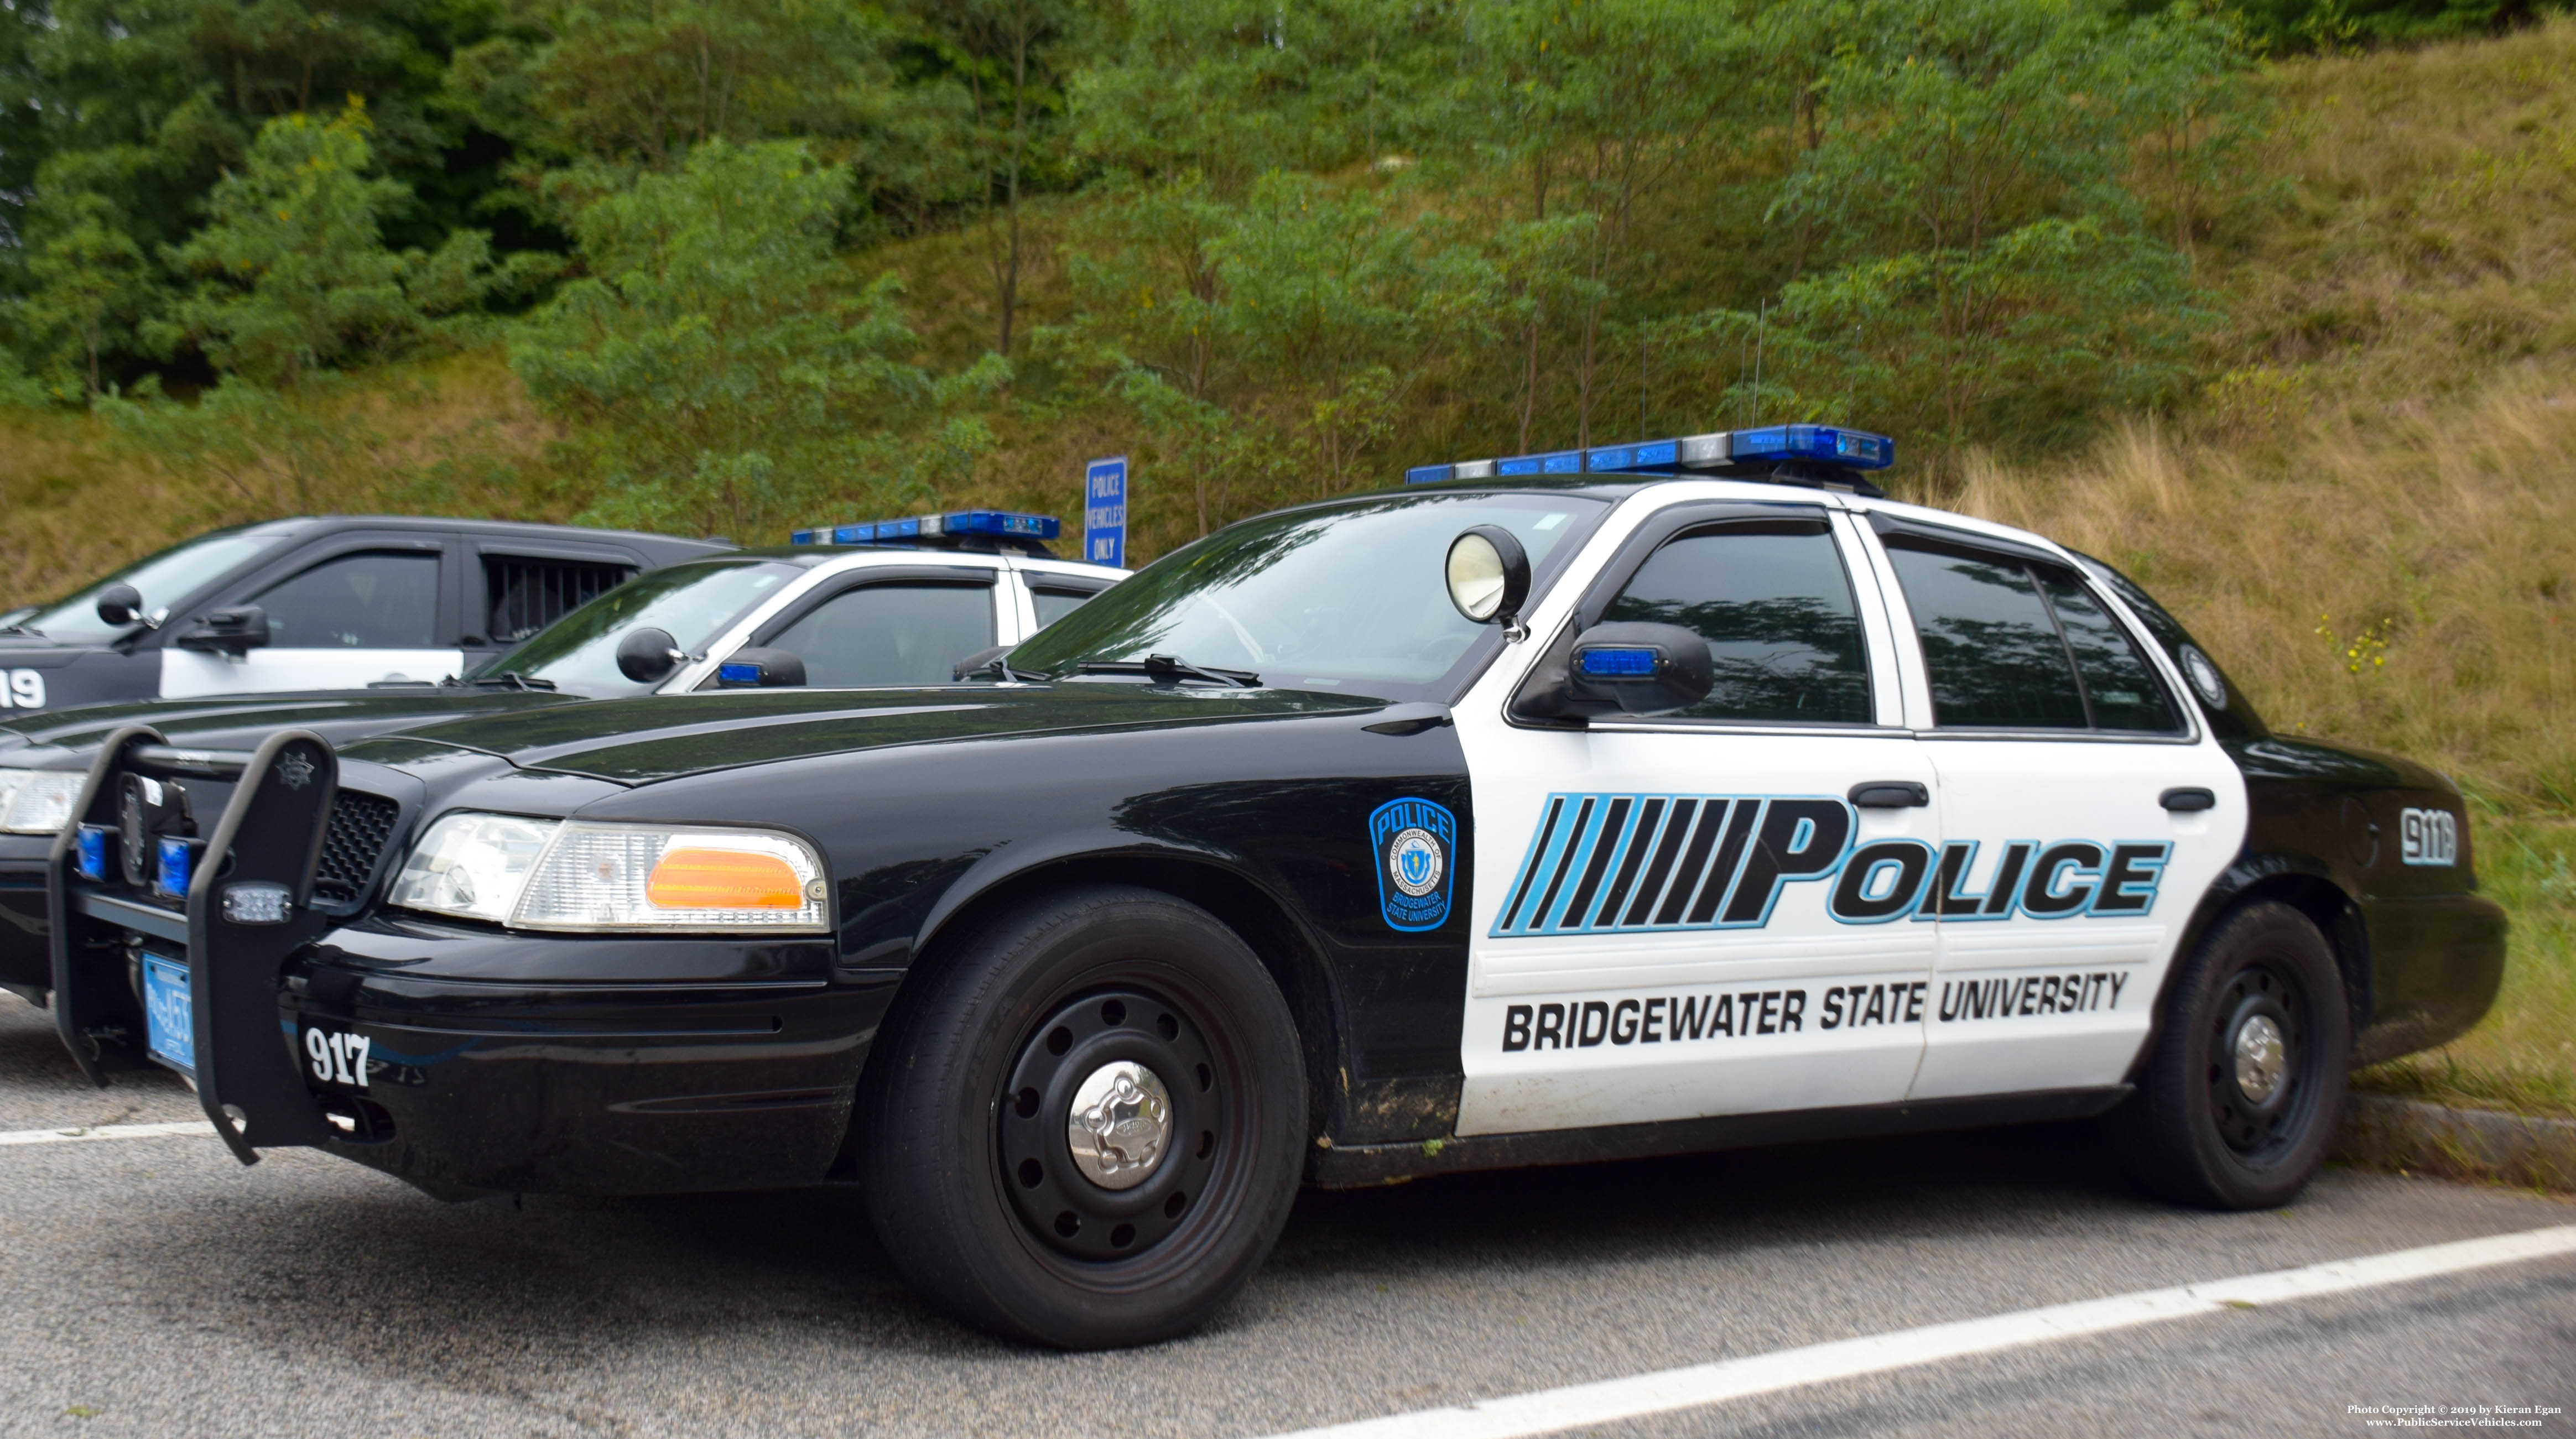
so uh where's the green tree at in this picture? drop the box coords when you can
[19,191,160,402]
[1761,0,2231,452]
[511,139,991,538]
[156,103,516,390]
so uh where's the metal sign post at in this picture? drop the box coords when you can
[1084,457,1127,567]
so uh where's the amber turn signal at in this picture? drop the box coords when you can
[646,847,806,910]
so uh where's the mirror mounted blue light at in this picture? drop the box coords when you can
[1576,646,1660,678]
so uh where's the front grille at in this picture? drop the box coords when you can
[313,792,401,905]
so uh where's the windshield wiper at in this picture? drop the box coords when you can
[0,624,41,637]
[456,671,558,691]
[1073,655,1262,689]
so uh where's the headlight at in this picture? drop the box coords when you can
[0,771,86,835]
[389,812,828,933]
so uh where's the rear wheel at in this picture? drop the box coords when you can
[2112,900,2349,1209]
[857,884,1304,1348]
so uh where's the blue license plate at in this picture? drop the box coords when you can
[143,954,195,1074]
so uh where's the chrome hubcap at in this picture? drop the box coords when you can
[1065,1060,1173,1190]
[2232,1013,2288,1107]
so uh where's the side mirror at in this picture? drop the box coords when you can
[1513,622,1714,722]
[96,583,151,628]
[615,627,685,684]
[1445,525,1531,632]
[713,647,805,688]
[173,606,269,657]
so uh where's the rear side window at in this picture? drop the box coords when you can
[1031,586,1102,632]
[253,551,440,649]
[765,583,995,687]
[1601,524,1873,724]
[486,557,634,644]
[1885,541,2178,733]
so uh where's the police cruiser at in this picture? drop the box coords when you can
[1,511,1120,1005]
[0,517,731,712]
[46,428,2501,1349]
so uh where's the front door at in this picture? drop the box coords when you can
[1454,500,1942,1135]
[161,546,459,696]
[1858,518,2246,1100]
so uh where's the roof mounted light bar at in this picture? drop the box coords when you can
[1405,424,1895,488]
[789,509,1063,555]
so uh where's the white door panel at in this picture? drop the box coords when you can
[160,648,464,697]
[1906,736,2243,1098]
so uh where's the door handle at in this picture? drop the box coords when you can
[1848,780,1930,809]
[2159,786,2216,812]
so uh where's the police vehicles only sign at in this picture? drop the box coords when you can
[1084,456,1127,567]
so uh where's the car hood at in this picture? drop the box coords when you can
[344,684,1388,786]
[0,689,583,762]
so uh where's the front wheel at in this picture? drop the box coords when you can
[2111,900,2350,1209]
[857,884,1305,1348]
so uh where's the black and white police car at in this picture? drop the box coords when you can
[48,427,2502,1349]
[0,516,732,713]
[1,510,1122,1004]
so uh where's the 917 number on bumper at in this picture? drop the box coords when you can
[303,1026,373,1088]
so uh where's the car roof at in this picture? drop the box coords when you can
[262,515,733,560]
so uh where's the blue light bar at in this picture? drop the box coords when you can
[1578,647,1659,677]
[1403,425,1894,483]
[790,509,1063,545]
[1729,424,1893,469]
[75,825,110,882]
[717,661,762,686]
[153,836,201,901]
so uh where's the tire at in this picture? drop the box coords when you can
[856,883,1306,1348]
[2111,900,2350,1209]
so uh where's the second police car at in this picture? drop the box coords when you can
[48,428,2502,1349]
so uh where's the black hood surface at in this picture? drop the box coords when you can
[0,689,582,760]
[346,684,1388,786]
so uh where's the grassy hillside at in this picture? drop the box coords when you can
[3,20,2571,1111]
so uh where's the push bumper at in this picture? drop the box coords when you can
[51,728,893,1197]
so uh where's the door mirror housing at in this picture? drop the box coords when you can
[615,626,685,684]
[1513,622,1713,722]
[712,646,805,688]
[95,583,152,629]
[172,606,269,657]
[1445,525,1531,630]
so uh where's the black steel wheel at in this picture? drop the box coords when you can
[2111,900,2349,1209]
[857,884,1304,1348]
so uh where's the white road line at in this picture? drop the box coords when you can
[1260,1224,2576,1439]
[0,1120,215,1147]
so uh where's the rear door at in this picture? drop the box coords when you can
[1454,496,1942,1135]
[466,542,643,673]
[1855,513,2245,1099]
[160,533,459,697]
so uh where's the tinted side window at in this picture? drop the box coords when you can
[1031,586,1100,632]
[253,551,440,649]
[766,584,995,687]
[486,557,634,644]
[1602,525,1873,724]
[2039,576,2180,732]
[1885,546,2086,728]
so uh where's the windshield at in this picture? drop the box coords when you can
[473,558,798,695]
[19,530,284,643]
[1009,491,1608,699]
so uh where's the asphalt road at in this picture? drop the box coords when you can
[1,993,2566,1438]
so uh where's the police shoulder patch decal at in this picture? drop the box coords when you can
[1371,797,1456,931]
